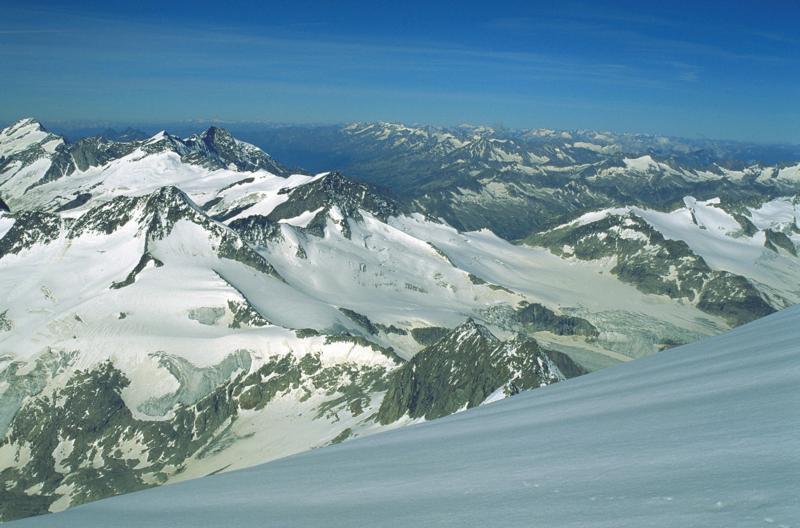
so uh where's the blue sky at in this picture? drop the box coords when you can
[2,0,799,142]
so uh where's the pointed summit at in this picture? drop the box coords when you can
[184,126,289,175]
[448,317,499,343]
[199,125,231,142]
[141,130,183,149]
[377,317,576,424]
[5,117,46,132]
[268,171,398,227]
[0,117,63,159]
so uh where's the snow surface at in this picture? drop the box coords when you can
[623,154,659,171]
[391,213,721,358]
[278,207,324,228]
[749,197,799,231]
[0,207,399,484]
[634,198,800,296]
[16,305,800,528]
[0,119,57,158]
[0,213,14,240]
[777,163,800,183]
[548,197,800,307]
[0,135,317,217]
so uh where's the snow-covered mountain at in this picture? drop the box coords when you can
[0,118,798,521]
[0,120,290,214]
[13,302,799,528]
[238,121,800,239]
[526,196,800,326]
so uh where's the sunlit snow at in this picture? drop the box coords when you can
[18,305,799,528]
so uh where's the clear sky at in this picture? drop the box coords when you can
[2,0,799,142]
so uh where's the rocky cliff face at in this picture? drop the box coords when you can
[378,320,584,423]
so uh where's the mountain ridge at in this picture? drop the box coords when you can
[13,302,798,527]
[0,118,798,521]
[226,121,800,239]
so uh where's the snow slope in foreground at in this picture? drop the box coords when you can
[14,306,800,528]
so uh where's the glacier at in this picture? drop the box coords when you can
[13,304,799,527]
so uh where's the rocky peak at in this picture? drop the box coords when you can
[68,135,140,172]
[142,186,204,231]
[64,185,280,281]
[0,210,64,258]
[3,117,47,136]
[446,318,499,345]
[199,125,232,144]
[377,318,581,424]
[65,186,199,239]
[139,131,187,155]
[271,171,398,225]
[184,126,289,175]
[0,117,64,160]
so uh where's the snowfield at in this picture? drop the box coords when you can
[0,119,60,158]
[13,304,800,528]
[2,118,799,522]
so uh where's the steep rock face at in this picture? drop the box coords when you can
[0,120,67,199]
[696,272,776,325]
[0,120,145,193]
[135,128,291,177]
[0,211,64,257]
[31,137,142,190]
[227,215,281,246]
[377,320,583,423]
[65,136,140,173]
[508,302,598,337]
[184,127,289,175]
[529,212,711,298]
[764,228,797,256]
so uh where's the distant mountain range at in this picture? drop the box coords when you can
[1,118,798,521]
[225,121,800,239]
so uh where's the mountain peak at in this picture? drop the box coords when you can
[184,126,288,175]
[195,126,243,153]
[377,317,564,424]
[144,130,170,144]
[144,185,197,213]
[0,117,64,161]
[450,318,498,342]
[200,125,229,139]
[67,186,199,239]
[269,171,399,225]
[5,117,46,133]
